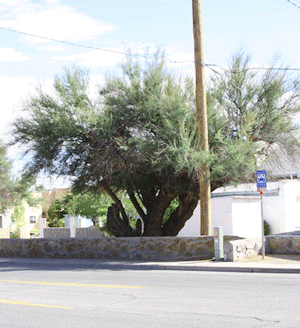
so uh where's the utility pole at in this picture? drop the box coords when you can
[192,0,211,235]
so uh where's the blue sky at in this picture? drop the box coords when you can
[1,0,300,183]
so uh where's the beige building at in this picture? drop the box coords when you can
[0,192,43,238]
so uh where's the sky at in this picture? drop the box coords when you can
[1,0,300,186]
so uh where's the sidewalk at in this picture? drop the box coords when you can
[150,254,300,274]
[2,255,300,274]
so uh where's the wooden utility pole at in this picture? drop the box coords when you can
[192,0,211,235]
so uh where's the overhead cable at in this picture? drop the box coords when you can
[0,25,193,64]
[287,0,300,10]
[1,25,300,72]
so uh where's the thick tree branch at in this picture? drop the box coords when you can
[99,180,129,225]
[128,190,146,221]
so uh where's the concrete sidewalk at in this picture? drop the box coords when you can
[2,255,300,274]
[149,254,300,274]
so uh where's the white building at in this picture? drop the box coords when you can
[179,180,300,238]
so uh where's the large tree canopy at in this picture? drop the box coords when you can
[12,51,300,236]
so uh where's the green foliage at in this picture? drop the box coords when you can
[264,220,271,236]
[207,51,300,189]
[65,191,111,225]
[163,197,179,224]
[10,230,20,239]
[47,199,66,227]
[0,141,38,213]
[0,142,16,212]
[11,204,26,238]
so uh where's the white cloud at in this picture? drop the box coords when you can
[0,76,37,140]
[52,48,125,68]
[0,47,29,62]
[51,43,166,68]
[38,44,67,52]
[43,0,60,4]
[0,0,25,3]
[0,0,27,6]
[0,4,115,44]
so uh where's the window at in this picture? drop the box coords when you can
[30,216,36,224]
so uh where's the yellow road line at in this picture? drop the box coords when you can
[0,299,73,309]
[0,279,142,289]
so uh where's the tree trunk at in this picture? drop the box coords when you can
[162,195,198,236]
[106,194,198,237]
[142,192,175,236]
[106,204,141,237]
[143,210,164,236]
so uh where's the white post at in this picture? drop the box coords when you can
[69,217,76,238]
[65,215,76,238]
[39,218,46,238]
[214,226,224,261]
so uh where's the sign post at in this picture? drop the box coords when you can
[256,170,267,259]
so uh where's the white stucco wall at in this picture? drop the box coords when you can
[282,180,300,232]
[177,196,234,237]
[0,211,11,230]
[231,197,261,237]
[177,203,200,237]
[178,180,300,237]
[211,196,233,235]
[263,185,284,234]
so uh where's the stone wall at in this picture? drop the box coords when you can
[0,236,221,260]
[75,227,104,239]
[266,235,300,254]
[43,227,104,239]
[43,228,70,239]
[0,234,277,261]
[223,233,300,261]
[0,229,9,239]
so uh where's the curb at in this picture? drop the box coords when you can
[157,265,300,274]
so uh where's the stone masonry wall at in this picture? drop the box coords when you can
[75,227,104,239]
[0,236,220,260]
[43,228,70,239]
[266,236,300,254]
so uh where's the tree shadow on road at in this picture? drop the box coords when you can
[0,257,180,272]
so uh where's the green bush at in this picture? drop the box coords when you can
[10,230,20,239]
[264,220,271,236]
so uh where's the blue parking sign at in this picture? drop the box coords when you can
[256,170,267,189]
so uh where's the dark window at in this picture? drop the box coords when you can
[30,216,36,224]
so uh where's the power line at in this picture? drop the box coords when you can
[0,26,130,54]
[0,25,193,65]
[287,0,300,10]
[1,25,300,73]
[205,63,300,72]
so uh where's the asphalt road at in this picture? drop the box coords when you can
[0,259,300,328]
